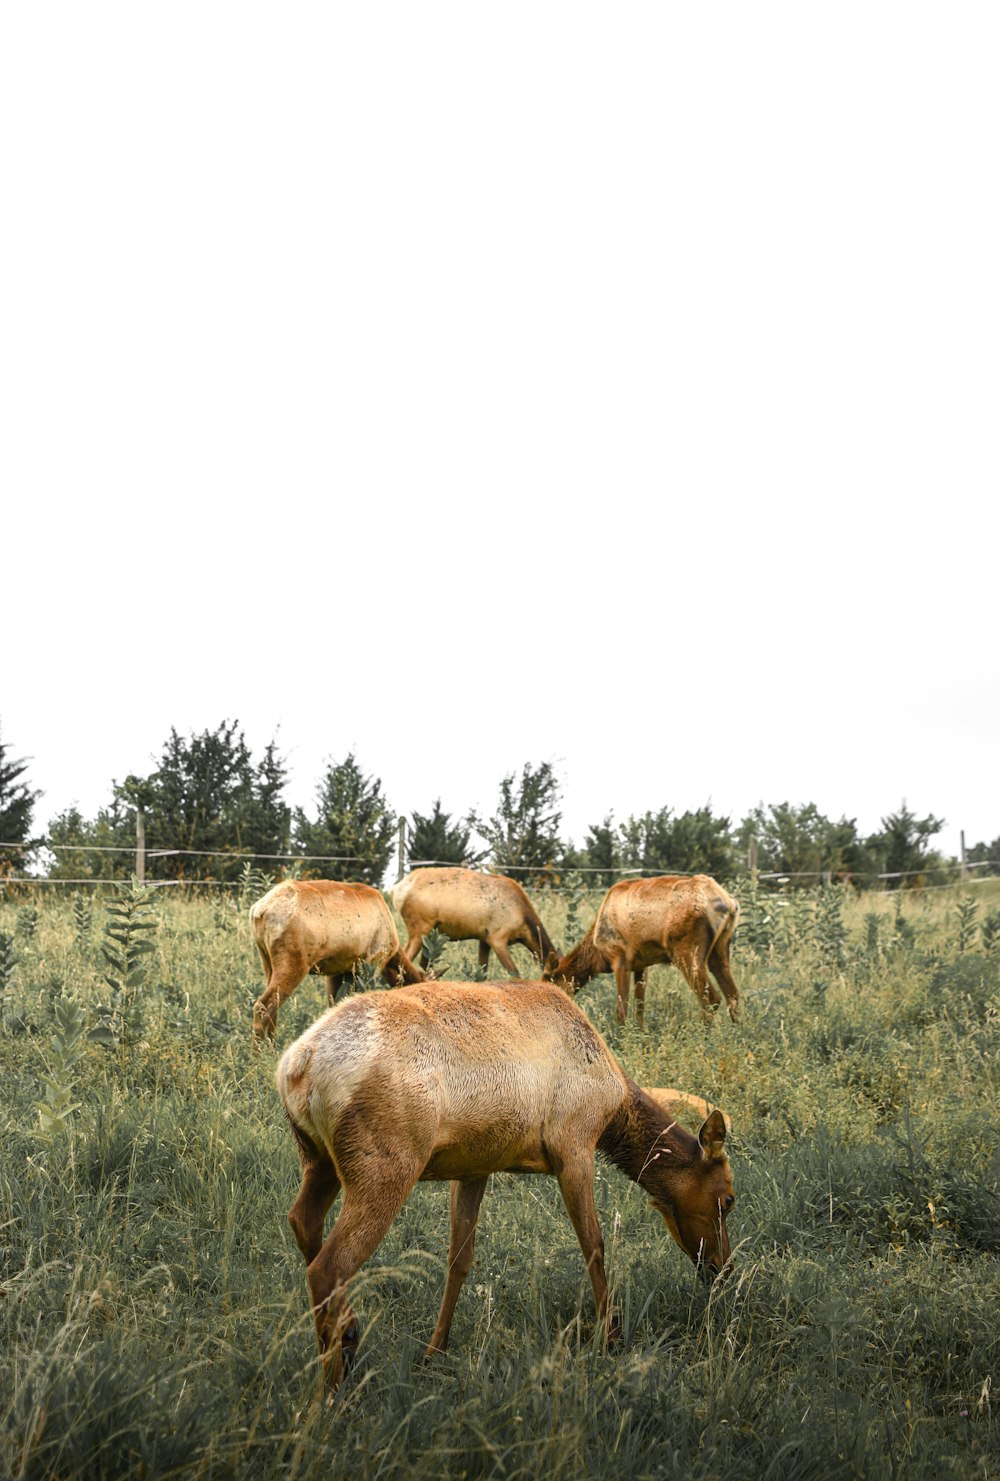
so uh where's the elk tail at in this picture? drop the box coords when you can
[388,874,413,913]
[706,893,740,963]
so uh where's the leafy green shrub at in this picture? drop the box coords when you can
[34,990,88,1136]
[91,875,159,1051]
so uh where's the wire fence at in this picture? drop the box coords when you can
[1,837,997,894]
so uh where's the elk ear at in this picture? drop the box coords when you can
[698,1109,728,1160]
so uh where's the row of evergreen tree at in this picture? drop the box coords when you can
[1,719,996,888]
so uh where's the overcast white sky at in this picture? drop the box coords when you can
[2,4,998,861]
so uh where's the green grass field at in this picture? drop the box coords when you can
[1,879,998,1479]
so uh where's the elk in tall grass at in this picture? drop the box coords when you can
[546,874,740,1025]
[276,980,735,1389]
[250,879,424,1041]
[390,866,559,975]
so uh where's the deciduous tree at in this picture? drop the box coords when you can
[471,762,565,883]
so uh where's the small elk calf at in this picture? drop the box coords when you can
[546,874,740,1025]
[250,879,424,1041]
[390,866,559,976]
[276,980,735,1389]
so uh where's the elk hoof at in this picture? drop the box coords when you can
[341,1321,359,1366]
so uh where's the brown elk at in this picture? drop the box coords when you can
[545,874,740,1026]
[276,980,735,1390]
[250,879,424,1041]
[390,866,559,975]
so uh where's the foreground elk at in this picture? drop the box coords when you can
[276,980,735,1389]
[546,874,740,1025]
[391,866,559,975]
[250,879,424,1041]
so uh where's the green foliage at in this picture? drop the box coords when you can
[983,910,1000,954]
[954,895,979,953]
[91,875,159,1050]
[893,892,916,949]
[34,989,88,1135]
[0,881,998,1479]
[865,801,946,887]
[575,814,619,887]
[0,723,41,875]
[471,761,565,883]
[45,799,135,881]
[73,892,93,945]
[408,798,483,867]
[734,870,773,957]
[0,930,14,1032]
[735,801,860,882]
[966,834,1000,876]
[237,860,273,912]
[418,926,449,975]
[863,911,881,957]
[815,883,848,968]
[618,804,734,879]
[293,752,396,886]
[18,903,39,939]
[118,721,291,882]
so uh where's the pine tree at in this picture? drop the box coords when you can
[409,800,483,868]
[618,805,734,878]
[0,726,40,876]
[471,762,564,883]
[293,753,396,886]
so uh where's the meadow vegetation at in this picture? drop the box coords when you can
[0,877,998,1479]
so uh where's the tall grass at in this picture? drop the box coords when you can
[0,879,997,1478]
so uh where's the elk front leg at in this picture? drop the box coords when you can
[633,969,648,1029]
[708,937,740,1021]
[478,939,491,973]
[555,1152,619,1346]
[673,945,721,1013]
[426,1177,489,1357]
[488,937,520,975]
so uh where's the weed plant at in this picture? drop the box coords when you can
[0,880,997,1478]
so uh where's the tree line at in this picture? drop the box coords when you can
[1,718,996,889]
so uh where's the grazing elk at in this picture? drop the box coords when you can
[390,866,559,976]
[545,874,740,1026]
[276,980,735,1390]
[250,879,424,1041]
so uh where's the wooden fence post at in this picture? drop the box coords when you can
[135,811,145,885]
[397,816,407,883]
[960,830,967,882]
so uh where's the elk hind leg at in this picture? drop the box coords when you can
[426,1177,488,1357]
[253,948,309,1042]
[307,1170,418,1389]
[326,973,348,1005]
[288,1125,342,1265]
[404,929,426,967]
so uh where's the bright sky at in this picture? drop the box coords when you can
[2,4,998,861]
